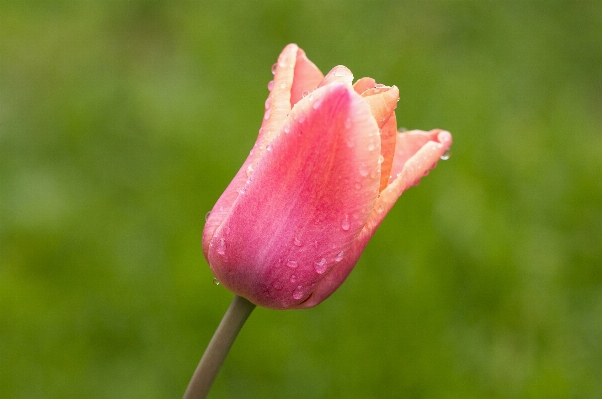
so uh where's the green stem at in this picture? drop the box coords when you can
[183,295,256,399]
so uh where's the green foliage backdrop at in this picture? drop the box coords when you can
[1,1,601,398]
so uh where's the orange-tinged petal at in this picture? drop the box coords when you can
[206,83,381,309]
[378,112,398,191]
[361,85,399,128]
[353,77,376,94]
[360,85,400,191]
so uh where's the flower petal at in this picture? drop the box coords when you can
[207,83,382,309]
[372,129,452,233]
[318,65,354,88]
[203,44,313,255]
[290,48,324,106]
[353,77,376,94]
[360,85,400,192]
[304,129,452,307]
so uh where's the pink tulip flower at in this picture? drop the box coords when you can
[203,44,452,310]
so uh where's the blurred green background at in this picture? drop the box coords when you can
[1,1,601,398]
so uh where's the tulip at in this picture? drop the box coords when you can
[203,44,451,310]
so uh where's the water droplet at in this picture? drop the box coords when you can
[359,164,369,177]
[267,80,274,91]
[302,90,309,98]
[289,274,297,283]
[205,211,211,221]
[246,165,254,177]
[284,124,291,134]
[378,205,385,213]
[280,82,287,89]
[367,142,375,151]
[266,144,272,152]
[294,237,303,247]
[271,63,277,74]
[265,96,272,109]
[264,108,271,120]
[440,149,451,160]
[312,99,322,109]
[278,56,287,68]
[334,251,344,262]
[298,115,306,124]
[398,127,407,132]
[334,69,346,77]
[314,258,327,274]
[378,155,384,164]
[216,238,226,255]
[286,260,298,268]
[272,280,284,290]
[293,290,304,300]
[212,278,220,286]
[341,215,350,231]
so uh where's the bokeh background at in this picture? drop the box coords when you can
[1,1,601,398]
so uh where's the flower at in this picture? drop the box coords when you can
[203,44,452,310]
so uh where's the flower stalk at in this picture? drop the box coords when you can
[183,295,256,399]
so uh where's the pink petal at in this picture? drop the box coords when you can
[318,65,354,88]
[203,44,315,255]
[304,129,452,307]
[290,48,324,106]
[207,83,381,309]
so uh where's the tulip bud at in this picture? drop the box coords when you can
[203,44,452,309]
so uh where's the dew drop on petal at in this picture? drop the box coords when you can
[212,278,220,286]
[264,107,271,120]
[298,115,306,124]
[286,260,298,268]
[267,80,274,91]
[334,251,344,262]
[272,280,284,290]
[205,211,211,221]
[265,96,272,109]
[341,214,350,231]
[294,237,303,247]
[440,149,451,160]
[280,82,287,89]
[302,90,309,98]
[284,124,291,134]
[246,165,254,177]
[271,63,277,74]
[312,99,322,109]
[367,142,375,151]
[398,127,407,132]
[359,164,369,177]
[289,274,297,283]
[314,258,327,274]
[293,290,304,300]
[334,69,346,77]
[266,144,272,152]
[216,238,226,255]
[378,155,384,164]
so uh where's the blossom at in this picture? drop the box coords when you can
[203,44,452,309]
